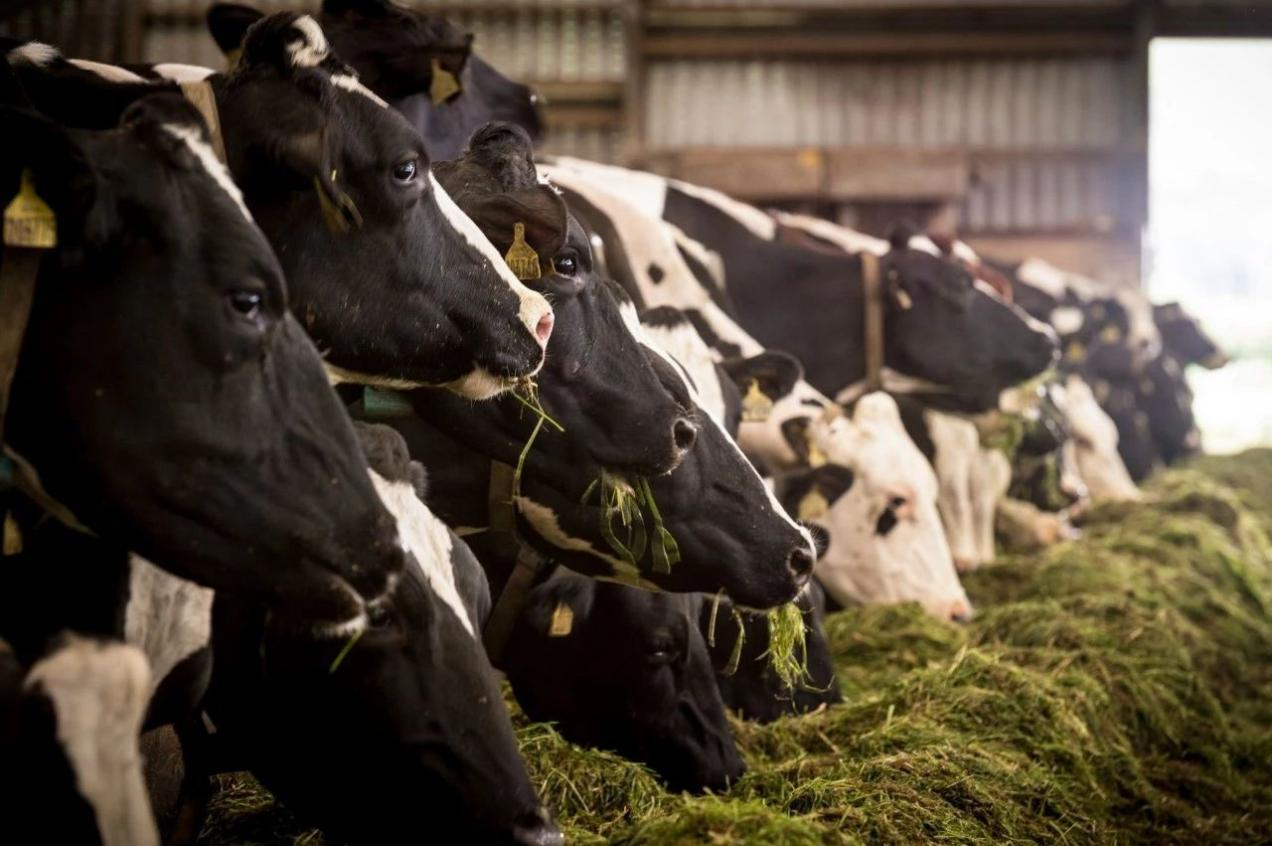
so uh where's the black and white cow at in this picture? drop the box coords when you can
[0,637,156,846]
[0,92,406,618]
[206,0,542,162]
[501,572,744,794]
[544,158,1057,413]
[1154,302,1228,371]
[5,13,554,399]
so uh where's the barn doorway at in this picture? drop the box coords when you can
[1148,39,1272,453]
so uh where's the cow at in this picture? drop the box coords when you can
[0,92,406,619]
[206,0,542,161]
[5,14,555,400]
[501,571,745,794]
[1154,302,1228,370]
[366,124,814,610]
[1052,376,1141,501]
[0,636,157,846]
[2,421,561,846]
[542,158,1057,413]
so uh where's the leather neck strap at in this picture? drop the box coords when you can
[861,250,885,393]
[481,460,550,662]
[179,80,228,164]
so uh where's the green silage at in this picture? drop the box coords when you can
[198,450,1272,845]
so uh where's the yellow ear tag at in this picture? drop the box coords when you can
[805,428,828,468]
[798,488,829,522]
[895,288,913,310]
[430,59,462,105]
[741,379,773,423]
[1099,324,1122,344]
[548,601,574,637]
[2,512,21,556]
[4,169,57,249]
[1064,340,1086,363]
[504,222,541,281]
[313,171,363,234]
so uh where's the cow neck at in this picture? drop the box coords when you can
[178,80,227,164]
[481,459,551,662]
[861,251,884,393]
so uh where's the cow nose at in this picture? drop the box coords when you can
[672,417,698,454]
[510,808,563,846]
[534,309,555,345]
[787,544,815,581]
[949,600,974,624]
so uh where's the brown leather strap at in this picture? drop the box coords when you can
[0,249,40,439]
[4,446,94,536]
[179,80,227,164]
[861,250,885,393]
[481,459,550,661]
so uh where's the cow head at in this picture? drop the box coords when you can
[502,573,743,793]
[212,544,560,846]
[207,0,542,162]
[1154,302,1228,369]
[1138,354,1200,465]
[701,581,841,723]
[880,234,1058,412]
[1,98,405,620]
[776,394,972,622]
[210,13,552,397]
[1004,383,1088,512]
[1054,376,1141,500]
[427,122,699,476]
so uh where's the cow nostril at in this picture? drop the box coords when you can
[787,545,815,580]
[534,310,555,344]
[672,418,697,453]
[950,602,974,624]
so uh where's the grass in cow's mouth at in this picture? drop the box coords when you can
[761,603,810,691]
[581,470,681,575]
[509,381,564,500]
[196,449,1272,846]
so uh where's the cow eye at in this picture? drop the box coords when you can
[552,254,578,277]
[648,633,679,664]
[393,158,418,184]
[367,605,393,630]
[228,290,262,320]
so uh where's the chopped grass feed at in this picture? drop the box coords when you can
[197,449,1272,845]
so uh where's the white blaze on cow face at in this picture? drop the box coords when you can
[1054,376,1141,501]
[369,469,475,637]
[24,637,159,846]
[429,172,553,363]
[331,73,390,108]
[123,556,214,698]
[640,317,727,425]
[161,123,254,224]
[811,394,971,621]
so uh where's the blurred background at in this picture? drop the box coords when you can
[3,0,1269,450]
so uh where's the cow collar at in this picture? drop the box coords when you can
[481,460,551,662]
[178,80,228,164]
[861,250,885,393]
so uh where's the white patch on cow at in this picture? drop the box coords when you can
[1016,257,1072,299]
[1050,305,1085,336]
[951,239,980,265]
[429,172,553,350]
[810,393,970,621]
[7,41,59,67]
[123,556,213,699]
[969,447,1011,567]
[288,15,330,68]
[324,363,425,390]
[369,469,474,637]
[906,235,942,256]
[547,156,669,218]
[25,638,158,846]
[668,179,777,241]
[769,210,888,256]
[161,123,252,223]
[666,222,727,290]
[1114,287,1162,359]
[330,73,389,108]
[513,496,657,588]
[924,410,982,570]
[1055,376,1140,501]
[68,58,145,82]
[150,63,215,83]
[324,361,511,400]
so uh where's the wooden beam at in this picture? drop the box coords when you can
[643,30,1131,58]
[827,149,968,200]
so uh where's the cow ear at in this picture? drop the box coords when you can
[271,126,365,234]
[458,188,568,275]
[773,464,856,522]
[722,346,798,407]
[463,122,538,192]
[206,4,265,57]
[0,106,105,247]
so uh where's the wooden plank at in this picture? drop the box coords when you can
[646,147,826,200]
[827,148,968,199]
[642,31,1131,58]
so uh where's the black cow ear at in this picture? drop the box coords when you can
[463,122,537,192]
[0,106,104,247]
[458,187,568,272]
[206,4,265,56]
[774,464,856,523]
[720,350,804,411]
